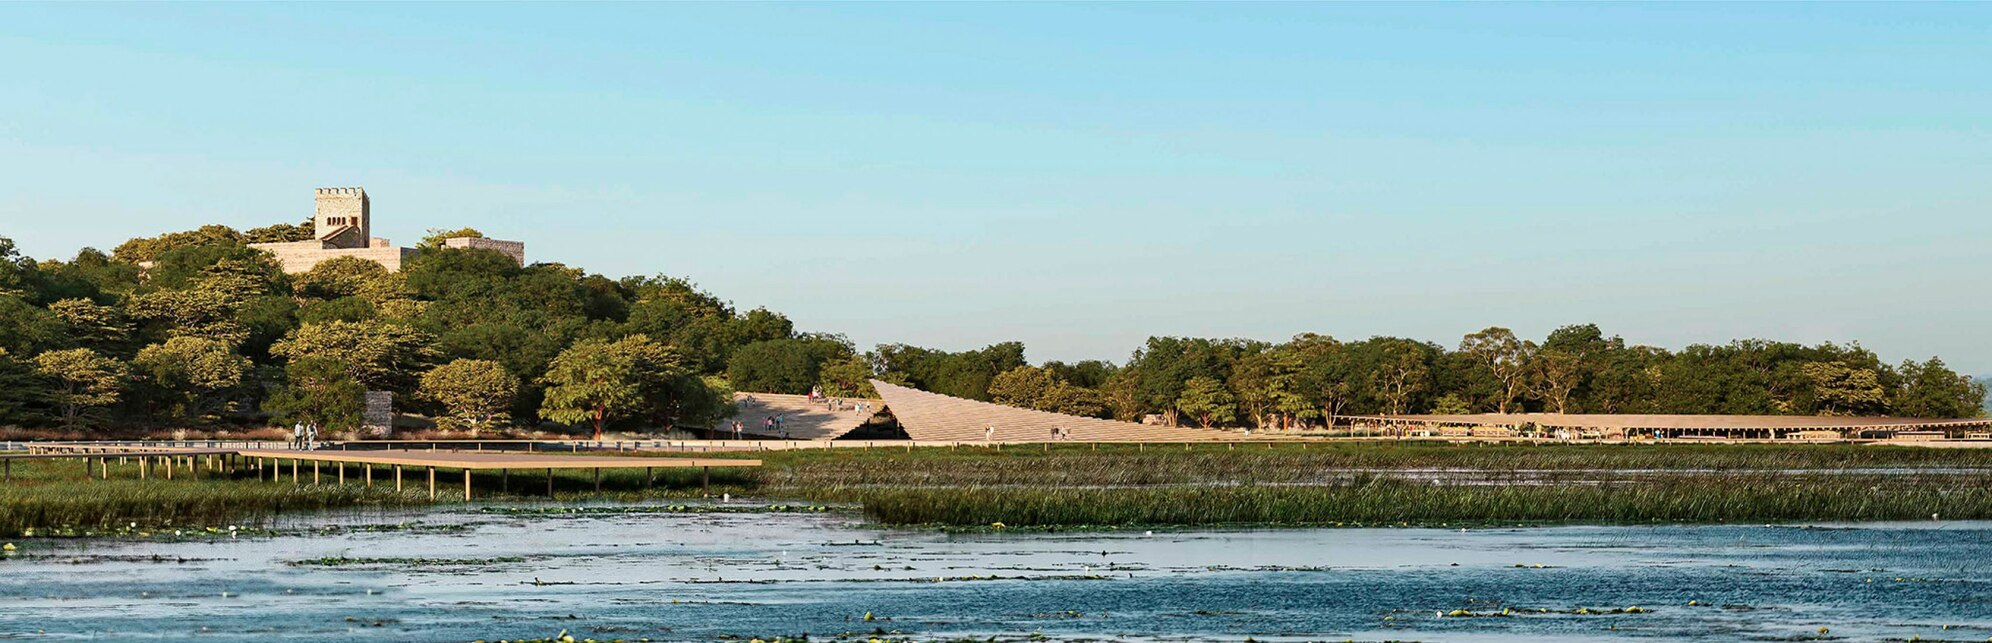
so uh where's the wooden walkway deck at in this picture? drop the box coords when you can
[5,444,759,501]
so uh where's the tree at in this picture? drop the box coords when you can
[292,255,407,302]
[134,336,249,422]
[0,348,45,425]
[725,337,849,394]
[871,341,1027,401]
[110,224,243,264]
[1175,376,1237,428]
[1117,337,1262,426]
[1533,349,1585,414]
[1430,393,1472,415]
[48,298,132,353]
[816,355,878,398]
[418,227,486,250]
[0,236,37,297]
[1891,358,1987,418]
[419,359,519,433]
[988,366,1052,408]
[1459,327,1536,414]
[1800,361,1888,416]
[126,288,249,346]
[32,348,127,427]
[0,296,70,356]
[269,320,439,392]
[538,336,684,440]
[264,357,366,432]
[243,219,314,243]
[1040,381,1110,418]
[1369,341,1431,415]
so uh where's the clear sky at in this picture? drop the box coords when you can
[2,4,1987,374]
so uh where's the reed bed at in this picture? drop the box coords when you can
[751,442,1992,489]
[856,474,1992,527]
[0,461,425,537]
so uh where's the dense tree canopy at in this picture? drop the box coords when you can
[0,224,1982,437]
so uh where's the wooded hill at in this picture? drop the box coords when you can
[0,223,1983,437]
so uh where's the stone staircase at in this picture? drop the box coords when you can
[869,380,1245,442]
[717,392,883,440]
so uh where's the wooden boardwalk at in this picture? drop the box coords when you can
[7,444,760,501]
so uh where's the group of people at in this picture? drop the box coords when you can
[806,387,869,414]
[289,422,320,450]
[978,425,1074,441]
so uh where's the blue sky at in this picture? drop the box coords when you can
[2,4,1987,373]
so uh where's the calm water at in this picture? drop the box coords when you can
[6,504,1992,642]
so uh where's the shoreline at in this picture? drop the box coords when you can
[10,442,1992,538]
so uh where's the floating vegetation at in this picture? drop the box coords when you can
[476,504,836,517]
[289,556,528,567]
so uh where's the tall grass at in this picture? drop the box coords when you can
[857,475,1992,527]
[0,460,425,537]
[749,442,1992,490]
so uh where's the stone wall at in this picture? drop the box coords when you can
[443,237,527,266]
[362,391,393,438]
[249,241,414,274]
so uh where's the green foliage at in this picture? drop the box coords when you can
[133,336,250,423]
[0,296,68,355]
[417,227,485,250]
[269,320,438,392]
[989,365,1111,418]
[815,355,878,398]
[1430,393,1472,415]
[242,219,315,243]
[873,341,1027,401]
[4,221,1987,436]
[1800,360,1888,416]
[48,298,132,353]
[110,224,243,264]
[32,348,127,427]
[726,336,852,394]
[419,358,519,432]
[1174,376,1237,428]
[1893,358,1986,418]
[0,348,45,425]
[539,335,680,439]
[263,357,366,432]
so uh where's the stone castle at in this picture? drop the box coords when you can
[249,187,526,273]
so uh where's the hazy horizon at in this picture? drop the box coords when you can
[4,4,1987,373]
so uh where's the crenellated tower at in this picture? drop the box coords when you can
[313,187,370,248]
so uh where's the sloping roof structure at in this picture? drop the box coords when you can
[720,392,883,440]
[870,380,1244,442]
[1343,413,1992,435]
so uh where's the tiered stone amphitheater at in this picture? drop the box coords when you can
[723,392,884,440]
[869,380,1243,442]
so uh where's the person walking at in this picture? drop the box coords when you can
[291,422,305,449]
[985,425,996,442]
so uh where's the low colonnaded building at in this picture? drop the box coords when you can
[249,186,525,273]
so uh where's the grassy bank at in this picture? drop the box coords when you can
[855,475,1992,527]
[0,460,426,537]
[742,442,1992,490]
[9,441,1992,536]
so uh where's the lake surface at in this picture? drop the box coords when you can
[6,503,1992,642]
